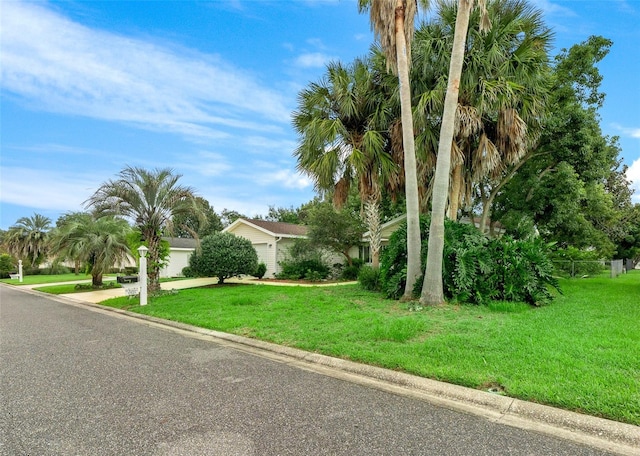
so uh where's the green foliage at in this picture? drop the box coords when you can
[307,203,365,265]
[550,247,605,277]
[277,238,329,280]
[181,266,196,278]
[341,258,364,280]
[171,196,223,238]
[358,265,382,292]
[381,216,559,305]
[0,254,16,278]
[254,262,267,279]
[189,232,258,284]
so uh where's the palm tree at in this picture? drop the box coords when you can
[412,0,552,226]
[5,213,52,268]
[85,166,204,292]
[358,0,428,297]
[293,58,399,268]
[49,213,132,286]
[421,0,490,306]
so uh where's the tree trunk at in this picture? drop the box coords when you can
[421,0,472,306]
[364,196,382,269]
[145,232,161,293]
[92,272,103,287]
[448,162,463,221]
[395,0,422,299]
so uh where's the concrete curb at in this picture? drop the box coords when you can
[10,285,640,455]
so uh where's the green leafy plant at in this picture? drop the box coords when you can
[189,232,258,284]
[358,265,382,292]
[254,262,267,279]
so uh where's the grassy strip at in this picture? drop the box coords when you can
[0,273,106,286]
[33,277,189,295]
[101,272,640,425]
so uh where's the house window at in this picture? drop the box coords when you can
[359,245,371,264]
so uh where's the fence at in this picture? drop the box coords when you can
[552,259,631,278]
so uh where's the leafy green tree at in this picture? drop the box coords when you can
[49,214,132,286]
[172,197,223,238]
[189,232,258,284]
[307,203,366,266]
[220,209,247,227]
[358,0,426,296]
[5,213,52,268]
[494,36,634,258]
[86,166,204,292]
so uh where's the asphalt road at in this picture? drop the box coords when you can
[0,286,618,455]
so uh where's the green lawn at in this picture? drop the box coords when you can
[0,273,113,286]
[101,271,640,425]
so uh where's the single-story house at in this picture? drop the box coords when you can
[160,237,199,278]
[223,218,308,277]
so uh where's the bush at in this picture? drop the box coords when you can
[341,258,364,280]
[277,238,330,280]
[181,266,196,278]
[380,216,559,305]
[189,232,258,284]
[358,266,381,292]
[254,262,267,279]
[0,254,16,279]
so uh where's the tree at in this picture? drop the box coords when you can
[293,58,398,268]
[189,232,258,284]
[220,209,247,227]
[307,203,366,266]
[49,214,132,286]
[358,0,427,294]
[5,213,52,268]
[85,166,204,292]
[421,0,490,306]
[172,197,223,238]
[493,36,634,258]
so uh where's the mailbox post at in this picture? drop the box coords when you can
[138,245,148,306]
[18,260,23,283]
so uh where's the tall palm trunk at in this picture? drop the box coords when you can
[145,231,162,293]
[421,0,473,305]
[395,0,422,299]
[364,196,382,268]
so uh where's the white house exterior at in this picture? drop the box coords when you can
[160,237,198,278]
[223,218,308,277]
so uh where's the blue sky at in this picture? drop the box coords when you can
[1,0,639,229]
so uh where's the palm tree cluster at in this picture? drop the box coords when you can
[295,0,552,304]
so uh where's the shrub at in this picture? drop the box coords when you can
[181,266,196,278]
[277,238,329,280]
[0,254,16,279]
[189,232,258,284]
[380,216,559,305]
[358,266,382,292]
[341,258,364,280]
[254,262,267,279]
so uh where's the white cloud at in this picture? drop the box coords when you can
[0,1,291,142]
[626,158,640,203]
[294,52,335,68]
[0,167,98,211]
[611,123,640,139]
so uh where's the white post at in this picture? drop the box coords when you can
[138,246,148,306]
[18,260,23,283]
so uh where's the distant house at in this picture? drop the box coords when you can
[160,237,198,278]
[223,218,308,277]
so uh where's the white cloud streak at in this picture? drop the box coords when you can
[626,159,640,203]
[0,1,291,141]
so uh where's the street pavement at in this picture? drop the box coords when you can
[1,285,637,455]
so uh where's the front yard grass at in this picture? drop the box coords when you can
[0,273,112,286]
[101,271,640,425]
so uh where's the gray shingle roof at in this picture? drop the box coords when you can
[244,219,308,237]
